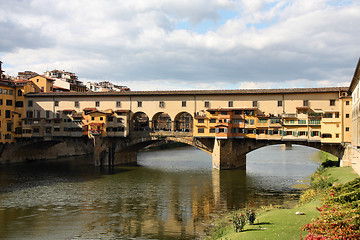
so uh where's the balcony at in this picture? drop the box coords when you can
[308,112,323,118]
[282,113,297,118]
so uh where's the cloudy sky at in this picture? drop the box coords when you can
[0,0,359,90]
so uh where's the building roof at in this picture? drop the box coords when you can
[24,87,349,98]
[207,107,258,112]
[349,58,360,94]
[29,75,55,82]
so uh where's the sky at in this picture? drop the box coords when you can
[0,0,359,91]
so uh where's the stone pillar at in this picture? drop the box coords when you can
[93,135,103,166]
[171,121,175,132]
[212,139,246,170]
[114,151,137,165]
[285,142,292,149]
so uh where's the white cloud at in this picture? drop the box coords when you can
[0,0,359,90]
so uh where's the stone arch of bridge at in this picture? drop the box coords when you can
[115,136,213,156]
[238,139,344,159]
[173,112,193,133]
[131,111,150,131]
[152,112,172,131]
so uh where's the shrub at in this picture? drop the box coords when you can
[233,213,247,232]
[245,209,256,225]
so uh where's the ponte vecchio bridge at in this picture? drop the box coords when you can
[6,87,352,169]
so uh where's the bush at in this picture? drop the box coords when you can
[233,213,247,232]
[301,177,360,239]
[245,209,256,225]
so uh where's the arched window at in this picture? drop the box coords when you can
[17,90,23,96]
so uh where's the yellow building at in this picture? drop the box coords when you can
[0,81,16,143]
[21,87,351,145]
[29,75,54,92]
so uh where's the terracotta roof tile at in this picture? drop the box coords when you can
[25,87,349,97]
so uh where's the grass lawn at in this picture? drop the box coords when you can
[208,166,359,240]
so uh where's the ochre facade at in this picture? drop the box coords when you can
[19,88,351,144]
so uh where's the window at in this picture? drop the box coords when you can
[41,86,44,92]
[250,119,255,125]
[335,112,339,118]
[210,128,216,133]
[252,101,257,107]
[233,119,242,124]
[258,119,267,123]
[322,134,332,138]
[346,114,350,118]
[159,101,165,108]
[298,120,306,124]
[228,101,233,107]
[100,117,103,121]
[204,101,210,108]
[182,101,186,107]
[6,100,12,106]
[346,127,349,132]
[303,100,309,107]
[7,122,12,132]
[33,128,40,133]
[95,101,100,107]
[17,90,23,96]
[28,100,33,107]
[26,111,33,118]
[36,110,41,118]
[278,100,282,107]
[221,112,227,115]
[15,101,23,107]
[5,110,11,118]
[210,119,216,123]
[234,110,242,115]
[346,101,350,105]
[336,134,339,138]
[198,128,205,133]
[116,101,121,107]
[137,101,142,107]
[54,101,59,107]
[107,117,113,122]
[9,90,13,95]
[75,101,79,108]
[91,117,95,121]
[46,111,50,119]
[3,89,7,94]
[0,99,2,105]
[270,118,280,124]
[198,119,204,123]
[324,113,333,118]
[330,99,335,106]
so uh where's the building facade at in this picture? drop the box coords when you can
[21,87,351,144]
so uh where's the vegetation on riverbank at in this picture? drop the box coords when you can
[205,151,359,240]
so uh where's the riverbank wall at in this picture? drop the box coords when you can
[340,144,360,175]
[0,137,93,164]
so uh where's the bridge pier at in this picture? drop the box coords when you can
[93,136,138,167]
[212,139,247,170]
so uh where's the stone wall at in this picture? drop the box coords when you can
[0,137,93,164]
[341,145,360,175]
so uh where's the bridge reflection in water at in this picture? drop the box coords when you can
[0,145,321,239]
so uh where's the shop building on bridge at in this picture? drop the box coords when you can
[20,87,352,144]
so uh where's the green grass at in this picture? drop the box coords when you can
[206,166,359,240]
[324,167,358,184]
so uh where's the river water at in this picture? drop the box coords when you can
[0,144,321,239]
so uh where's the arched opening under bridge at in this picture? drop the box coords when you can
[174,112,193,132]
[132,112,149,131]
[152,112,172,131]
